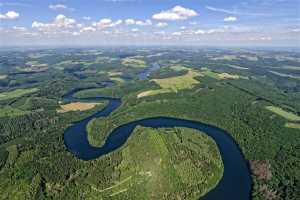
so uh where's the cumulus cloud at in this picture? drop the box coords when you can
[0,11,19,20]
[156,22,168,27]
[135,19,152,26]
[92,18,123,29]
[49,4,74,11]
[80,26,96,32]
[224,16,237,22]
[152,5,198,21]
[194,29,205,34]
[125,19,152,26]
[32,14,76,31]
[125,18,135,25]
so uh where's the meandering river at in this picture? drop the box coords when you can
[63,87,251,200]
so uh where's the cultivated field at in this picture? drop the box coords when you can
[122,58,146,68]
[137,70,201,98]
[266,106,300,121]
[0,88,39,101]
[57,102,101,113]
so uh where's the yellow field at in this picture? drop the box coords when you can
[108,72,123,76]
[201,69,240,80]
[137,70,201,98]
[285,122,300,129]
[212,55,237,61]
[122,58,146,68]
[57,102,101,113]
[266,106,300,121]
[153,70,201,92]
[110,77,125,83]
[137,89,171,98]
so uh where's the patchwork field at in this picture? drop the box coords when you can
[0,88,39,101]
[201,69,241,80]
[57,102,102,113]
[266,106,300,121]
[122,58,146,68]
[137,70,201,98]
[87,126,223,199]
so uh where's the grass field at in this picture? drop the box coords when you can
[0,106,29,117]
[0,88,39,101]
[212,55,237,61]
[122,58,146,68]
[266,106,300,121]
[110,77,125,83]
[285,122,300,129]
[201,69,240,80]
[57,102,102,113]
[88,126,223,199]
[137,89,171,98]
[153,70,201,91]
[137,70,201,98]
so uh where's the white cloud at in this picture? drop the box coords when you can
[80,26,96,32]
[12,26,26,31]
[180,26,186,30]
[93,18,122,29]
[49,4,74,11]
[172,32,182,36]
[0,11,19,20]
[136,19,152,26]
[156,22,168,27]
[83,16,91,20]
[131,28,139,32]
[72,32,80,36]
[224,16,237,22]
[195,29,205,34]
[125,18,135,25]
[152,5,198,21]
[206,6,268,16]
[49,4,66,10]
[32,14,76,31]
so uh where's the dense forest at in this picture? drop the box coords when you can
[0,48,299,200]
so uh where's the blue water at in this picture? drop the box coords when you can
[138,62,161,80]
[63,88,251,200]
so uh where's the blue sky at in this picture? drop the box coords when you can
[0,0,299,46]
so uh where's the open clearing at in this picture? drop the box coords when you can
[266,106,300,121]
[0,88,39,101]
[201,69,240,80]
[153,70,201,91]
[57,102,101,113]
[285,122,300,129]
[122,58,146,68]
[137,70,201,98]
